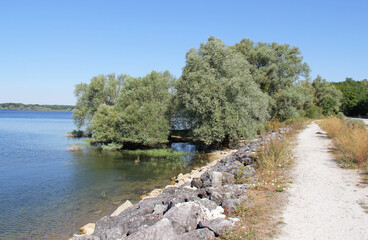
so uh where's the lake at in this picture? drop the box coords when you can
[0,111,207,239]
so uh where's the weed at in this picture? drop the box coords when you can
[318,117,368,171]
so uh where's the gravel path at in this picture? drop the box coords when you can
[276,122,368,240]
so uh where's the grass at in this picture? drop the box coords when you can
[120,148,183,159]
[318,117,368,171]
[224,118,308,239]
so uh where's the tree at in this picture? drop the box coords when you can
[274,81,314,121]
[333,78,368,116]
[115,71,175,146]
[312,75,342,115]
[176,37,270,145]
[90,105,119,143]
[232,39,310,95]
[73,73,127,130]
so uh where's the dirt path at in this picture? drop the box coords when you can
[276,122,368,240]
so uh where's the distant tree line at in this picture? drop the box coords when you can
[332,78,368,116]
[73,36,348,148]
[0,103,74,111]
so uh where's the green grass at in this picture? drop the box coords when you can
[120,148,183,158]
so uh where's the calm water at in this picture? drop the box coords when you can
[0,111,206,240]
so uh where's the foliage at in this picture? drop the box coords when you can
[73,73,128,129]
[91,105,119,142]
[319,117,368,171]
[312,75,342,115]
[0,103,74,111]
[332,78,368,116]
[232,38,310,95]
[115,71,174,146]
[273,82,314,121]
[176,36,270,145]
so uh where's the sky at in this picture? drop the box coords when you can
[0,0,367,105]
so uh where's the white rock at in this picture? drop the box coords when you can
[111,200,133,217]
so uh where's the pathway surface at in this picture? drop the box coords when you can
[276,122,368,240]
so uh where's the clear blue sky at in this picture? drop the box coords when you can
[0,0,367,105]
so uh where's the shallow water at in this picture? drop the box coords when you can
[0,111,207,239]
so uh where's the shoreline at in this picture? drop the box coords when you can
[72,148,238,238]
[70,132,281,239]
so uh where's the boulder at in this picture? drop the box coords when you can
[164,202,202,234]
[221,172,235,185]
[191,177,202,188]
[211,172,223,187]
[126,218,178,240]
[80,223,95,235]
[177,228,216,240]
[199,218,234,236]
[222,198,244,215]
[110,200,133,217]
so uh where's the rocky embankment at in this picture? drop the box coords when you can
[72,131,282,240]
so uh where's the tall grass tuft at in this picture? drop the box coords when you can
[319,117,368,170]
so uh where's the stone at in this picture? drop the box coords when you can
[80,223,95,235]
[177,228,216,240]
[72,235,100,240]
[153,204,168,215]
[199,218,234,236]
[164,202,202,234]
[110,200,133,217]
[126,218,178,240]
[211,172,223,187]
[191,177,202,188]
[221,172,235,185]
[222,198,243,215]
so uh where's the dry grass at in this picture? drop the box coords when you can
[318,117,368,171]
[223,119,307,239]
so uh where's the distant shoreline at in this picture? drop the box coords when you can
[0,103,74,112]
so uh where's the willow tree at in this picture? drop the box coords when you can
[73,73,128,130]
[312,75,342,115]
[176,37,269,146]
[233,39,310,95]
[115,71,175,146]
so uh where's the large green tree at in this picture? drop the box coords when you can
[176,37,270,145]
[114,71,175,146]
[333,78,368,116]
[232,38,311,121]
[73,73,128,129]
[232,38,310,95]
[312,75,342,115]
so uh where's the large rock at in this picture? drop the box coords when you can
[211,172,223,186]
[199,218,234,236]
[177,228,215,240]
[126,218,178,240]
[110,200,133,217]
[222,198,245,215]
[164,202,202,234]
[221,172,235,185]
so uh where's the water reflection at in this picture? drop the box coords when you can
[0,111,209,240]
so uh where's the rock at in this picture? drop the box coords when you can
[177,228,216,240]
[211,172,223,187]
[153,204,168,215]
[164,202,202,234]
[80,223,95,235]
[72,235,100,240]
[200,172,212,188]
[222,198,243,215]
[221,172,235,185]
[126,218,178,240]
[191,177,202,188]
[110,200,133,217]
[199,218,234,236]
